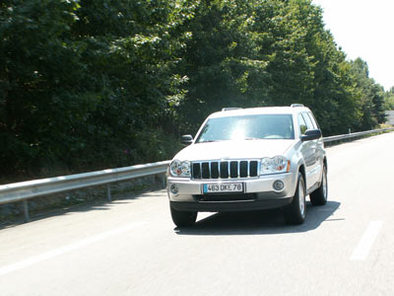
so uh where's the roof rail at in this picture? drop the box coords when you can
[221,107,242,111]
[290,103,304,108]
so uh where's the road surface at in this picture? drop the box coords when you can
[1,132,394,295]
[386,110,394,125]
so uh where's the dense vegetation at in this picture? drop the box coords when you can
[384,88,394,110]
[0,0,389,181]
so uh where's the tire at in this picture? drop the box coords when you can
[284,173,306,225]
[310,165,328,206]
[170,204,197,227]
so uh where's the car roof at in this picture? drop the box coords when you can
[208,106,311,119]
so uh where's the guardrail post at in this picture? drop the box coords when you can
[23,200,30,223]
[162,174,167,189]
[107,184,112,202]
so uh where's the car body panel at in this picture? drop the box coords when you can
[167,105,326,214]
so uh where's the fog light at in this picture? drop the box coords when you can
[170,184,179,194]
[273,180,285,191]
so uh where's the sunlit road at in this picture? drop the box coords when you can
[386,111,394,125]
[1,132,394,296]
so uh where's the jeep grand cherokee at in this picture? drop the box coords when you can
[167,105,328,226]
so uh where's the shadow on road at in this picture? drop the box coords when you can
[0,190,165,230]
[175,200,341,236]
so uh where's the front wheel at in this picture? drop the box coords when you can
[170,204,197,228]
[310,165,328,206]
[284,173,306,225]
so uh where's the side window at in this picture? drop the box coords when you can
[298,114,307,135]
[302,112,314,130]
[307,112,320,129]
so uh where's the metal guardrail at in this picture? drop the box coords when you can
[0,160,170,221]
[0,127,393,222]
[323,127,394,143]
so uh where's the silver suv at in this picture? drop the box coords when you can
[167,105,328,226]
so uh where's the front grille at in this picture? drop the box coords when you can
[192,160,259,179]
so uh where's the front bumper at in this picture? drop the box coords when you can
[167,172,297,212]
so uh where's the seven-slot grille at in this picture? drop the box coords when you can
[192,160,258,179]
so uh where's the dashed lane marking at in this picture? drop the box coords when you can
[0,221,145,276]
[350,221,383,261]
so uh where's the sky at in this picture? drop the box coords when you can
[312,0,394,90]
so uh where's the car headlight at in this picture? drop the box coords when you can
[260,156,290,175]
[169,160,191,177]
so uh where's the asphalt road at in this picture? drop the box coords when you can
[1,132,394,296]
[386,110,394,125]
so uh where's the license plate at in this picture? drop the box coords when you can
[203,183,244,194]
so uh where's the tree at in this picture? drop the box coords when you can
[384,87,394,110]
[0,0,197,179]
[350,58,386,130]
[0,0,388,181]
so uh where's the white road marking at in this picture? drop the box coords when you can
[0,222,145,276]
[197,212,215,221]
[350,221,383,261]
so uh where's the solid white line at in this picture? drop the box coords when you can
[0,222,145,277]
[350,221,383,261]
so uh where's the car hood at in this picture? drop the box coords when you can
[173,140,296,161]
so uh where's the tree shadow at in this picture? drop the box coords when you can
[0,189,165,230]
[175,200,342,236]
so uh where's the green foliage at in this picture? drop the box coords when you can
[349,58,386,129]
[1,0,84,177]
[175,0,386,136]
[0,0,196,179]
[0,0,390,181]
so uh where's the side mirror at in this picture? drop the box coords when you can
[181,134,193,145]
[301,129,322,142]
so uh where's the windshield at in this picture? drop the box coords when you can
[196,114,294,143]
